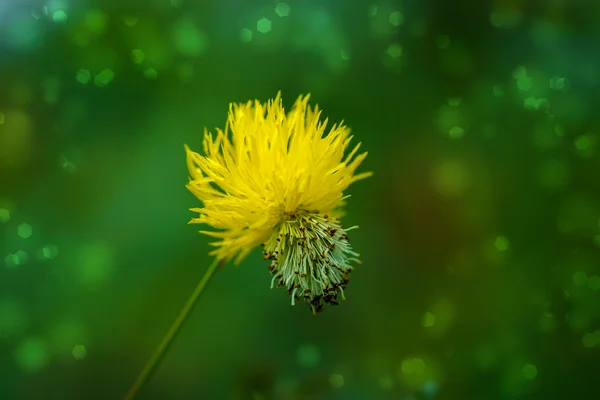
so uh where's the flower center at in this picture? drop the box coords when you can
[262,210,360,314]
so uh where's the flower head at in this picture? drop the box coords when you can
[185,92,371,312]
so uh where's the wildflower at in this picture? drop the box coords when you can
[185,92,371,313]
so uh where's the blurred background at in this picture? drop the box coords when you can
[1,0,600,399]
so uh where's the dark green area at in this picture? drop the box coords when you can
[1,0,600,399]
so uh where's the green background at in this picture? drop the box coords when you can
[1,0,600,399]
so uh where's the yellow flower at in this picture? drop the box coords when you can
[185,92,371,313]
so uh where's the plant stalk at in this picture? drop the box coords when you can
[124,258,222,400]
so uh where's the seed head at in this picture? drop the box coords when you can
[263,211,360,314]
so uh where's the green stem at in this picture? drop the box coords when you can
[124,258,222,400]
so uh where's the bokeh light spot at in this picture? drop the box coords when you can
[574,134,596,158]
[297,343,320,368]
[398,357,439,390]
[74,32,90,47]
[131,49,145,64]
[5,12,44,51]
[422,311,436,327]
[93,69,115,87]
[522,364,538,380]
[447,97,462,106]
[42,245,59,260]
[437,103,466,135]
[77,242,115,286]
[52,10,68,23]
[574,135,591,151]
[275,2,291,17]
[172,18,209,57]
[15,337,50,373]
[386,43,402,58]
[0,208,10,223]
[76,69,91,84]
[257,18,272,34]
[423,380,439,397]
[513,65,527,79]
[401,358,426,374]
[524,96,549,111]
[4,254,16,268]
[144,68,158,80]
[329,373,344,388]
[239,28,253,43]
[17,223,32,239]
[72,345,87,360]
[494,236,510,252]
[59,155,77,173]
[517,76,532,91]
[523,97,536,109]
[431,158,470,198]
[448,126,464,139]
[14,250,29,266]
[50,319,88,353]
[424,299,456,337]
[582,330,600,348]
[549,76,568,90]
[378,374,394,391]
[389,11,404,26]
[123,17,138,27]
[368,5,378,17]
